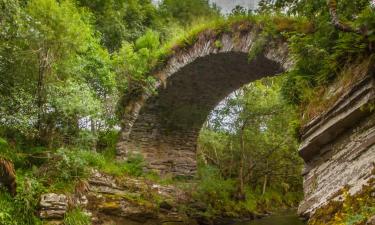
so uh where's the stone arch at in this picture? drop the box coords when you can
[116,25,293,176]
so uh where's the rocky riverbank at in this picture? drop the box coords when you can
[39,170,198,225]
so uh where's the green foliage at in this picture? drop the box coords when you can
[77,0,164,51]
[64,208,91,225]
[48,79,102,123]
[0,137,12,160]
[248,34,268,61]
[37,148,145,192]
[113,30,162,93]
[13,174,44,225]
[0,191,17,225]
[195,166,236,206]
[190,165,238,218]
[191,164,302,219]
[0,0,117,146]
[0,173,44,225]
[159,0,220,26]
[308,182,375,225]
[1,0,373,223]
[268,0,375,105]
[196,77,303,218]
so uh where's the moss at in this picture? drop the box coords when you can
[100,201,121,210]
[153,15,311,77]
[214,40,223,49]
[118,15,313,114]
[308,179,375,225]
[101,191,158,212]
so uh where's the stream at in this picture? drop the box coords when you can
[231,211,306,225]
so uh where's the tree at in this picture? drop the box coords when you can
[230,5,253,16]
[0,0,116,147]
[76,0,164,51]
[159,0,220,26]
[198,77,303,200]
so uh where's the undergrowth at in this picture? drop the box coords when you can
[183,165,303,220]
[0,134,145,224]
[0,174,44,225]
[308,180,375,225]
[64,208,91,225]
[299,57,373,126]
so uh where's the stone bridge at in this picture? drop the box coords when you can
[116,21,375,217]
[116,23,292,176]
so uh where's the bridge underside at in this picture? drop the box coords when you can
[127,52,284,176]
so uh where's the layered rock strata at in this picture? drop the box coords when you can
[39,171,195,225]
[298,75,375,217]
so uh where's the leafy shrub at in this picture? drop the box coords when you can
[0,173,44,225]
[279,2,374,106]
[0,190,17,225]
[194,165,237,216]
[71,149,145,177]
[72,130,98,151]
[38,148,146,192]
[14,173,45,225]
[122,153,145,176]
[96,130,119,154]
[55,149,91,182]
[0,137,12,160]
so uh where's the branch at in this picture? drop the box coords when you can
[327,0,365,35]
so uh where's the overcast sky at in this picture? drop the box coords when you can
[211,0,260,13]
[152,0,261,14]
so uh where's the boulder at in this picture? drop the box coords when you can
[367,215,375,225]
[39,193,68,219]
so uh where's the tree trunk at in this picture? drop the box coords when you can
[236,126,246,201]
[36,50,48,145]
[262,160,269,195]
[262,175,268,195]
[238,157,245,198]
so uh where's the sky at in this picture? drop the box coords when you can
[152,0,261,14]
[211,0,261,13]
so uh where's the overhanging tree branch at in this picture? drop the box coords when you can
[327,0,365,35]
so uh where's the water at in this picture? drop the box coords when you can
[233,211,306,225]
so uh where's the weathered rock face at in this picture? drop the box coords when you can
[39,171,195,225]
[367,215,375,225]
[39,193,68,219]
[298,75,375,217]
[117,25,292,176]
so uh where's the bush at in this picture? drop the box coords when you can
[0,190,17,225]
[193,165,237,217]
[0,138,14,162]
[96,130,118,154]
[38,148,146,192]
[0,173,44,225]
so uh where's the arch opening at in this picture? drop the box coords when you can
[126,51,287,176]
